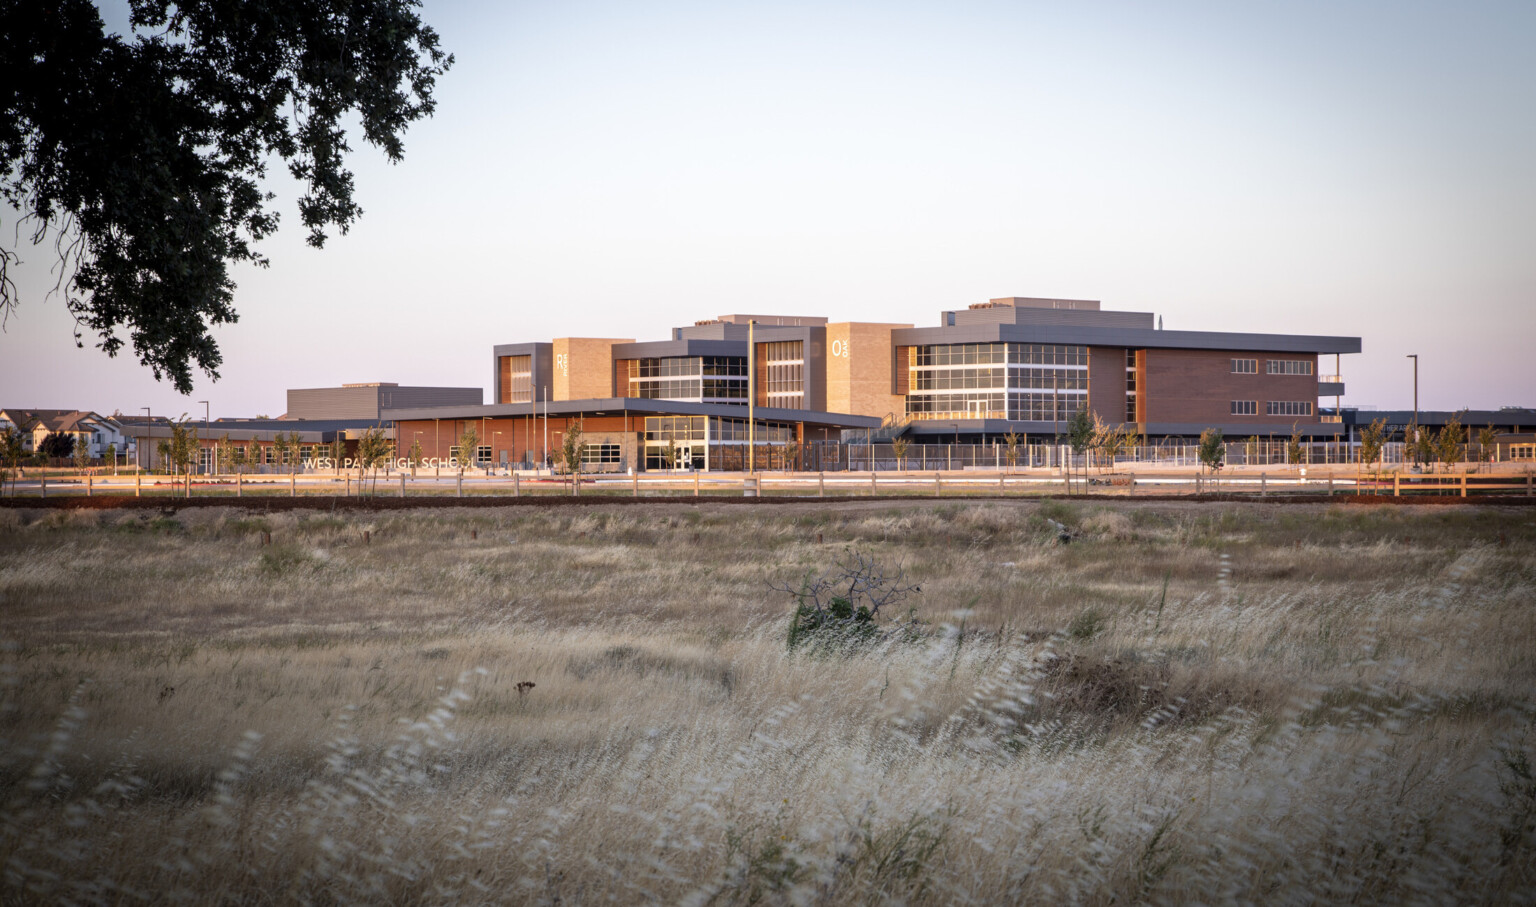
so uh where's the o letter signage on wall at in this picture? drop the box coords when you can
[830,339,849,359]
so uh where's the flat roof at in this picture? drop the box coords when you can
[892,323,1361,354]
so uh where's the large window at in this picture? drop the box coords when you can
[1231,400,1257,415]
[630,357,747,403]
[1232,358,1256,374]
[1267,401,1313,416]
[1511,444,1535,461]
[907,343,1087,421]
[1267,359,1314,376]
[762,341,804,408]
[581,443,622,465]
[505,355,532,403]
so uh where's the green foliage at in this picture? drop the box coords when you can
[775,550,921,651]
[891,437,910,469]
[1286,423,1304,467]
[1067,407,1095,455]
[38,431,74,461]
[1003,431,1021,467]
[72,433,91,470]
[354,426,392,493]
[1358,418,1387,472]
[1197,428,1225,473]
[1434,413,1464,470]
[1477,424,1499,463]
[1068,607,1106,640]
[408,439,423,468]
[559,421,586,477]
[455,426,478,471]
[0,0,454,393]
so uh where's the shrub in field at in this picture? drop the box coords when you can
[773,549,922,649]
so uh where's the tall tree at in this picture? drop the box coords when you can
[1,0,452,393]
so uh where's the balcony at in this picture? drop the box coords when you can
[1318,376,1345,396]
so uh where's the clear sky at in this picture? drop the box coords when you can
[3,0,1533,418]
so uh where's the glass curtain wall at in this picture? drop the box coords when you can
[906,343,1088,421]
[629,357,748,404]
[642,415,795,470]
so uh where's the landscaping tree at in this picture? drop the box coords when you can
[0,0,453,393]
[329,436,346,473]
[104,441,116,475]
[1245,435,1262,467]
[39,431,75,464]
[408,439,424,476]
[231,443,247,475]
[1286,423,1304,470]
[663,436,680,471]
[559,421,586,491]
[1,423,26,493]
[1434,413,1464,473]
[1358,417,1388,493]
[354,426,392,495]
[1066,406,1094,492]
[455,426,478,474]
[215,434,235,476]
[891,437,910,473]
[1476,424,1499,465]
[1091,416,1127,474]
[1198,428,1225,492]
[72,434,91,472]
[1003,431,1021,471]
[1413,429,1436,472]
[168,420,198,491]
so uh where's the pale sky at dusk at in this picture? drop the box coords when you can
[3,0,1533,418]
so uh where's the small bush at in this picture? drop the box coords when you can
[774,550,922,650]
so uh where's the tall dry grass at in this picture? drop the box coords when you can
[1,500,1534,903]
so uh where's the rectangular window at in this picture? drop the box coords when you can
[1266,401,1314,416]
[476,445,492,465]
[1231,400,1257,415]
[1266,359,1314,375]
[580,443,622,465]
[1511,444,1535,461]
[1231,358,1256,374]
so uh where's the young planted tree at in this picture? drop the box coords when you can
[215,434,236,477]
[455,426,478,475]
[408,439,424,477]
[1,424,26,493]
[1003,431,1021,472]
[1066,407,1095,492]
[559,421,586,491]
[1476,424,1499,465]
[663,436,680,471]
[1286,424,1304,471]
[1434,413,1464,473]
[354,426,392,495]
[1198,428,1225,492]
[72,434,91,472]
[1091,416,1127,474]
[329,436,346,473]
[104,441,116,475]
[1357,418,1388,493]
[168,420,199,491]
[891,437,910,473]
[231,443,248,476]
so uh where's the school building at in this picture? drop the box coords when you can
[384,296,1365,472]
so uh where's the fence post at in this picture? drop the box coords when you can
[819,471,825,497]
[456,472,462,498]
[1393,473,1400,497]
[40,476,46,499]
[633,474,639,498]
[694,473,700,497]
[1461,473,1467,498]
[934,473,941,497]
[514,472,520,497]
[87,474,93,497]
[1527,474,1532,497]
[1327,474,1333,496]
[400,473,406,498]
[870,471,877,496]
[136,471,141,497]
[1261,472,1266,497]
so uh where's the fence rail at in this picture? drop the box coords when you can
[5,467,1533,501]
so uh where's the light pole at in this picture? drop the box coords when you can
[1406,354,1419,451]
[197,400,209,474]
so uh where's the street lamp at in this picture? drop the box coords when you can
[1406,354,1419,447]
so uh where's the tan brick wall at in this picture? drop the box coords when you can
[1144,350,1319,424]
[825,322,911,418]
[552,338,633,401]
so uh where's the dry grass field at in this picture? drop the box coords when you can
[2,500,1534,904]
